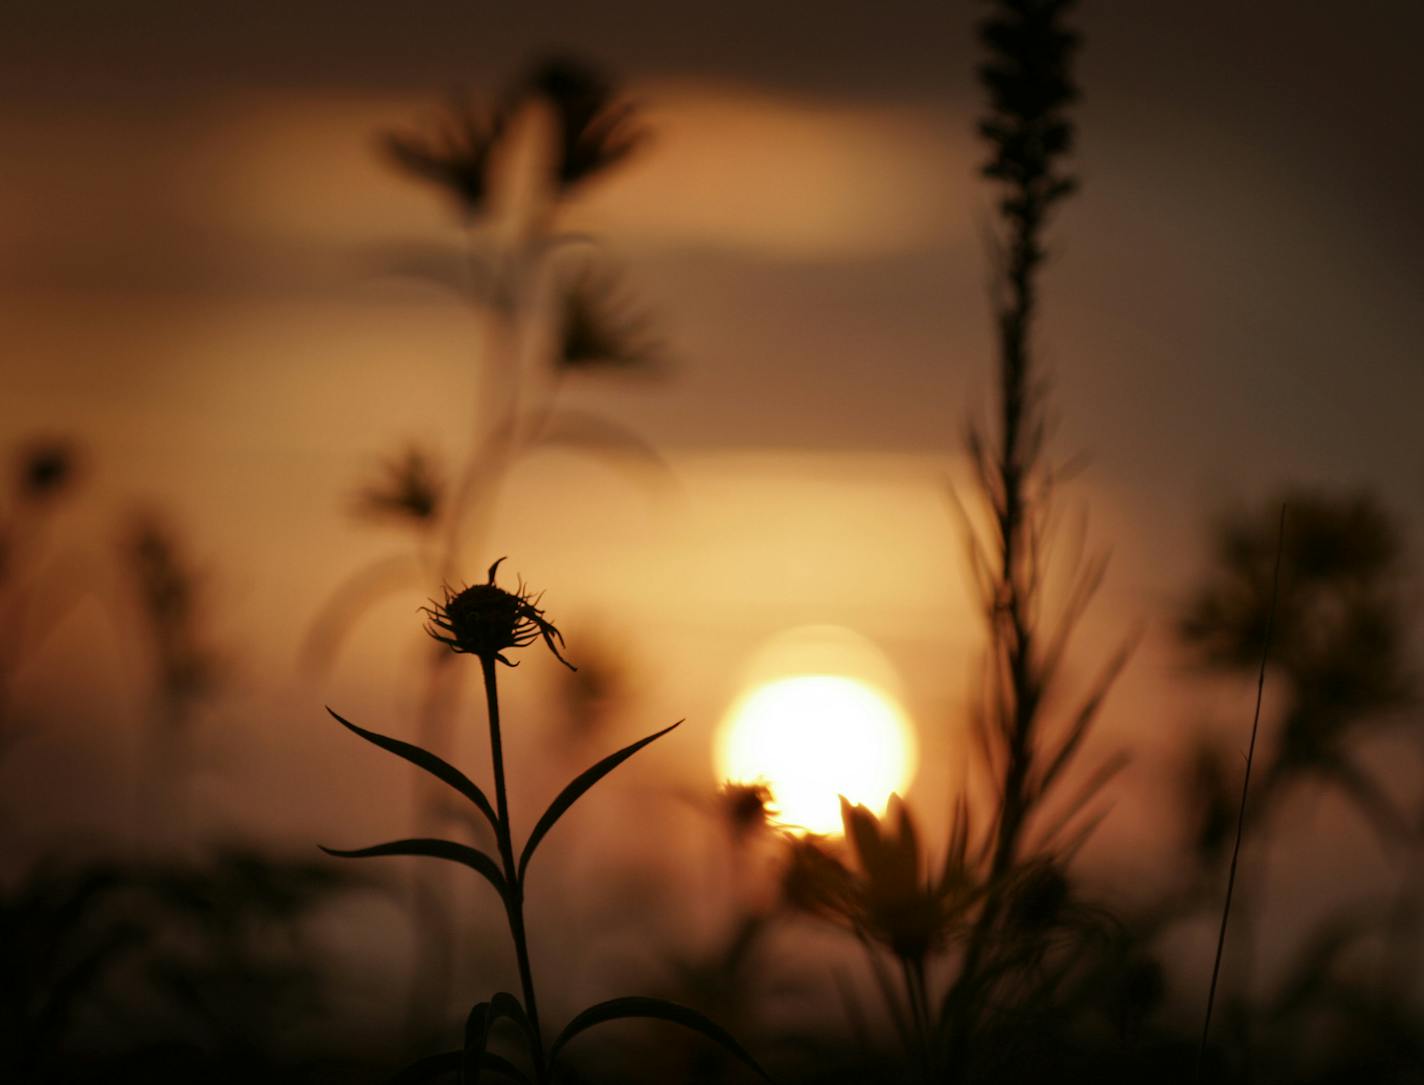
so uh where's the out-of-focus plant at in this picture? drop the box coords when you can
[1175,492,1421,1078]
[782,797,978,1077]
[321,560,765,1083]
[0,862,141,1080]
[124,513,224,736]
[305,55,666,676]
[1180,490,1416,853]
[0,848,363,1081]
[121,512,226,843]
[303,54,670,1035]
[0,437,83,736]
[941,0,1134,1071]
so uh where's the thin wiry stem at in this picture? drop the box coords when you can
[902,955,934,1080]
[1195,504,1286,1082]
[481,655,547,1082]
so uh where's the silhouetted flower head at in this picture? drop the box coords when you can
[781,833,857,921]
[557,263,657,372]
[16,438,78,504]
[355,447,443,527]
[781,797,974,963]
[719,781,778,842]
[842,795,963,961]
[425,558,573,669]
[523,57,647,192]
[382,94,506,218]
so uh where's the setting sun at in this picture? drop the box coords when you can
[717,662,918,835]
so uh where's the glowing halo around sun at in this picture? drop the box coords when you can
[715,627,918,836]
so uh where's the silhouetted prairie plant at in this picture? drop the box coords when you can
[938,0,1138,1074]
[323,560,765,1083]
[307,56,669,1029]
[1180,490,1415,846]
[780,797,979,1077]
[0,438,83,735]
[307,53,665,672]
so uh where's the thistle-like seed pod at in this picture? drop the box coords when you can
[424,558,573,669]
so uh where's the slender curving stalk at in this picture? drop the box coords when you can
[480,654,547,1081]
[1194,504,1286,1082]
[327,563,765,1083]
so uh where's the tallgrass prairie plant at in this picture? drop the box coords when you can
[322,559,766,1083]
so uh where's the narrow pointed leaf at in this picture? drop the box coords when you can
[319,839,507,904]
[464,1002,491,1084]
[518,722,681,882]
[462,995,534,1084]
[550,996,769,1080]
[328,707,498,831]
[488,991,533,1043]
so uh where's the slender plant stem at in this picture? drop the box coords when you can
[901,956,934,1079]
[1194,504,1286,1082]
[481,655,547,1081]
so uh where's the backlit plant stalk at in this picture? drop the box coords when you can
[947,0,1131,1064]
[323,560,765,1084]
[305,59,665,1026]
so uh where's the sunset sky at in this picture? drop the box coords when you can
[3,2,1422,979]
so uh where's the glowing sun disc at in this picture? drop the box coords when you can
[717,673,917,835]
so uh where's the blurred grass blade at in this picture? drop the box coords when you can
[550,996,769,1080]
[327,707,498,831]
[319,839,507,905]
[517,722,680,883]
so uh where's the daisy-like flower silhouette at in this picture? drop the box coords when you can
[842,795,971,962]
[782,795,976,965]
[424,558,573,669]
[718,781,778,843]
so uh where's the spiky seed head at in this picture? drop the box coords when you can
[424,558,574,670]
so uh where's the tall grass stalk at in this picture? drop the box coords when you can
[1194,504,1286,1082]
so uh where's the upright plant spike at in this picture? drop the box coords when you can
[1195,505,1287,1082]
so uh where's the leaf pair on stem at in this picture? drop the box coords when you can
[321,562,767,1083]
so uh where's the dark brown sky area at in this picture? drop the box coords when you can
[4,1,1422,481]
